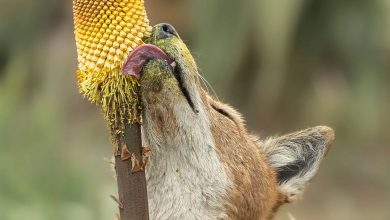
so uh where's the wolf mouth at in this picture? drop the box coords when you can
[170,61,197,112]
[122,44,196,113]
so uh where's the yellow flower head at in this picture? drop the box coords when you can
[73,0,152,133]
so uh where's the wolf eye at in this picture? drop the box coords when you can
[211,104,234,122]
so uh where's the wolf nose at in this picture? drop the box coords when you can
[155,23,179,39]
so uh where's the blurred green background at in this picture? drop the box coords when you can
[0,0,389,219]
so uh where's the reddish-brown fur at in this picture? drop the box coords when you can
[200,90,284,219]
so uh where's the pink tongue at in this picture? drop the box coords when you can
[122,44,173,79]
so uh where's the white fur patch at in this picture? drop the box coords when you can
[142,93,230,220]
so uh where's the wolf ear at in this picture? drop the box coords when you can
[261,126,334,202]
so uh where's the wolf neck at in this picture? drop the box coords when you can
[141,102,230,219]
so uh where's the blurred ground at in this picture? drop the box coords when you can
[0,0,389,219]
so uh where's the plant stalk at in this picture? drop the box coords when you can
[114,123,149,220]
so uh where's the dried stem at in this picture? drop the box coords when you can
[114,123,149,220]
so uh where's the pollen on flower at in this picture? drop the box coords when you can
[73,0,152,134]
